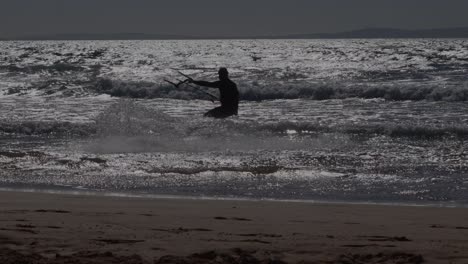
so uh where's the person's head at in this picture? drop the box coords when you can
[218,67,229,80]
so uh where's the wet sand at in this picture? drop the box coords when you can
[0,191,467,263]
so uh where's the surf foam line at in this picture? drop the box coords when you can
[2,117,467,140]
[92,101,468,140]
[93,78,468,102]
[1,187,466,208]
[1,100,466,139]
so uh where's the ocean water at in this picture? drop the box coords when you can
[0,39,467,205]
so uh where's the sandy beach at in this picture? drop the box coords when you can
[0,191,467,263]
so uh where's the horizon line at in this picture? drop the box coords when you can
[3,26,468,41]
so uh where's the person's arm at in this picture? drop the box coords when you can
[191,80,221,89]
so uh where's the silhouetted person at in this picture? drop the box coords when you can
[189,68,239,118]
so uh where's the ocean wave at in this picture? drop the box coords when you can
[92,101,468,140]
[93,78,468,102]
[2,100,466,140]
[0,121,95,136]
[93,99,179,137]
[258,121,468,139]
[93,79,219,101]
[0,63,86,74]
[342,124,468,139]
[2,116,466,140]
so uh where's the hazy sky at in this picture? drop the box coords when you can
[1,0,468,37]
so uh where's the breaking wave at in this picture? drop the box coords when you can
[93,79,213,101]
[93,78,468,102]
[4,100,466,141]
[93,101,468,140]
[257,121,468,139]
[1,98,467,140]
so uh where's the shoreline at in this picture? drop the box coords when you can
[1,190,467,263]
[0,187,468,209]
[1,187,467,209]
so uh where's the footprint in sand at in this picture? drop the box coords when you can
[342,244,396,248]
[45,226,62,229]
[430,224,468,230]
[359,235,412,242]
[0,227,38,234]
[35,209,70,214]
[152,227,212,234]
[92,239,145,244]
[214,216,252,221]
[0,235,22,246]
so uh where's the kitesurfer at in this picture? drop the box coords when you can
[188,68,239,118]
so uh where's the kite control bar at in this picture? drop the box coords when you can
[175,70,194,81]
[165,70,218,103]
[163,79,189,88]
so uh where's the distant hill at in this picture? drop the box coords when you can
[4,27,468,40]
[284,27,468,39]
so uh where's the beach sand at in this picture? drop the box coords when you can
[0,191,467,263]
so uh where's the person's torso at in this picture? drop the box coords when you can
[219,79,239,110]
